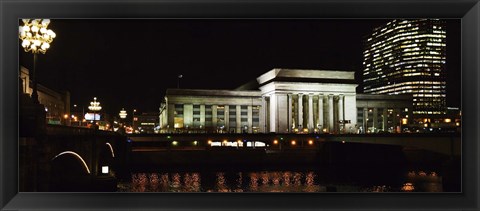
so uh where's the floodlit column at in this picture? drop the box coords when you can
[373,107,378,132]
[224,105,229,132]
[318,94,324,132]
[200,104,205,130]
[167,103,175,132]
[247,105,253,133]
[308,93,314,132]
[363,107,368,133]
[338,94,344,133]
[269,94,277,133]
[328,94,334,133]
[259,97,266,133]
[298,93,303,130]
[212,105,218,128]
[236,105,241,133]
[287,94,293,132]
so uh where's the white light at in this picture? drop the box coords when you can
[31,25,39,33]
[101,166,109,174]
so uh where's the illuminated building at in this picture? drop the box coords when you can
[134,112,159,134]
[363,19,447,116]
[159,68,412,134]
[20,66,71,125]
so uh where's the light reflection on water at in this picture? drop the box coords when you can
[118,170,443,192]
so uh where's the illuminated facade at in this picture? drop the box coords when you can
[363,19,447,116]
[20,66,71,125]
[159,68,412,134]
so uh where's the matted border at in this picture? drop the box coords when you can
[1,0,479,210]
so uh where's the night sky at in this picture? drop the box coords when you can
[19,19,461,116]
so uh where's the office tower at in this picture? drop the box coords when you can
[363,19,447,116]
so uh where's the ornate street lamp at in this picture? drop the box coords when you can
[19,19,56,104]
[88,97,102,129]
[119,108,127,119]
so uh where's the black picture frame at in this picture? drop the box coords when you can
[1,0,479,210]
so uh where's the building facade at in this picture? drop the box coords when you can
[159,69,413,134]
[362,19,447,117]
[20,66,71,125]
[133,112,160,134]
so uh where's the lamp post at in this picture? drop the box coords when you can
[132,109,137,133]
[177,74,183,88]
[88,97,102,129]
[88,97,101,176]
[19,19,56,104]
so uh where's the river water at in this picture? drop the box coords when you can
[117,165,449,192]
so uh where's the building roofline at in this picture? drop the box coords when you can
[256,68,356,85]
[166,89,261,97]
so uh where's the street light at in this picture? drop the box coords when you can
[19,19,56,104]
[177,74,183,88]
[132,109,137,132]
[88,97,102,129]
[119,108,127,119]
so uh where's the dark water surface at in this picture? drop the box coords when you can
[118,165,447,192]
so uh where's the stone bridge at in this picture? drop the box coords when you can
[19,124,129,191]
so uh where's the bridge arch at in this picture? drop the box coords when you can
[51,151,91,174]
[105,142,115,158]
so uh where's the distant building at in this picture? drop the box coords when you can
[134,112,159,134]
[159,68,413,134]
[362,19,447,117]
[20,66,70,125]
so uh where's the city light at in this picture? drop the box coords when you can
[119,108,127,119]
[88,97,102,112]
[19,19,57,104]
[291,140,296,145]
[273,140,278,145]
[19,19,56,54]
[101,166,109,174]
[308,140,314,145]
[172,141,178,146]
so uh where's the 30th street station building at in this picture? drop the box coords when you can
[159,69,412,134]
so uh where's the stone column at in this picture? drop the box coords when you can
[287,94,292,132]
[212,105,218,128]
[318,94,324,132]
[184,104,193,129]
[373,107,378,133]
[363,107,368,133]
[167,103,175,131]
[224,105,229,132]
[382,108,388,132]
[269,94,277,133]
[308,93,314,132]
[247,105,253,133]
[259,97,266,133]
[328,94,334,133]
[338,94,344,133]
[236,105,241,133]
[265,96,271,133]
[200,104,205,130]
[298,93,303,130]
